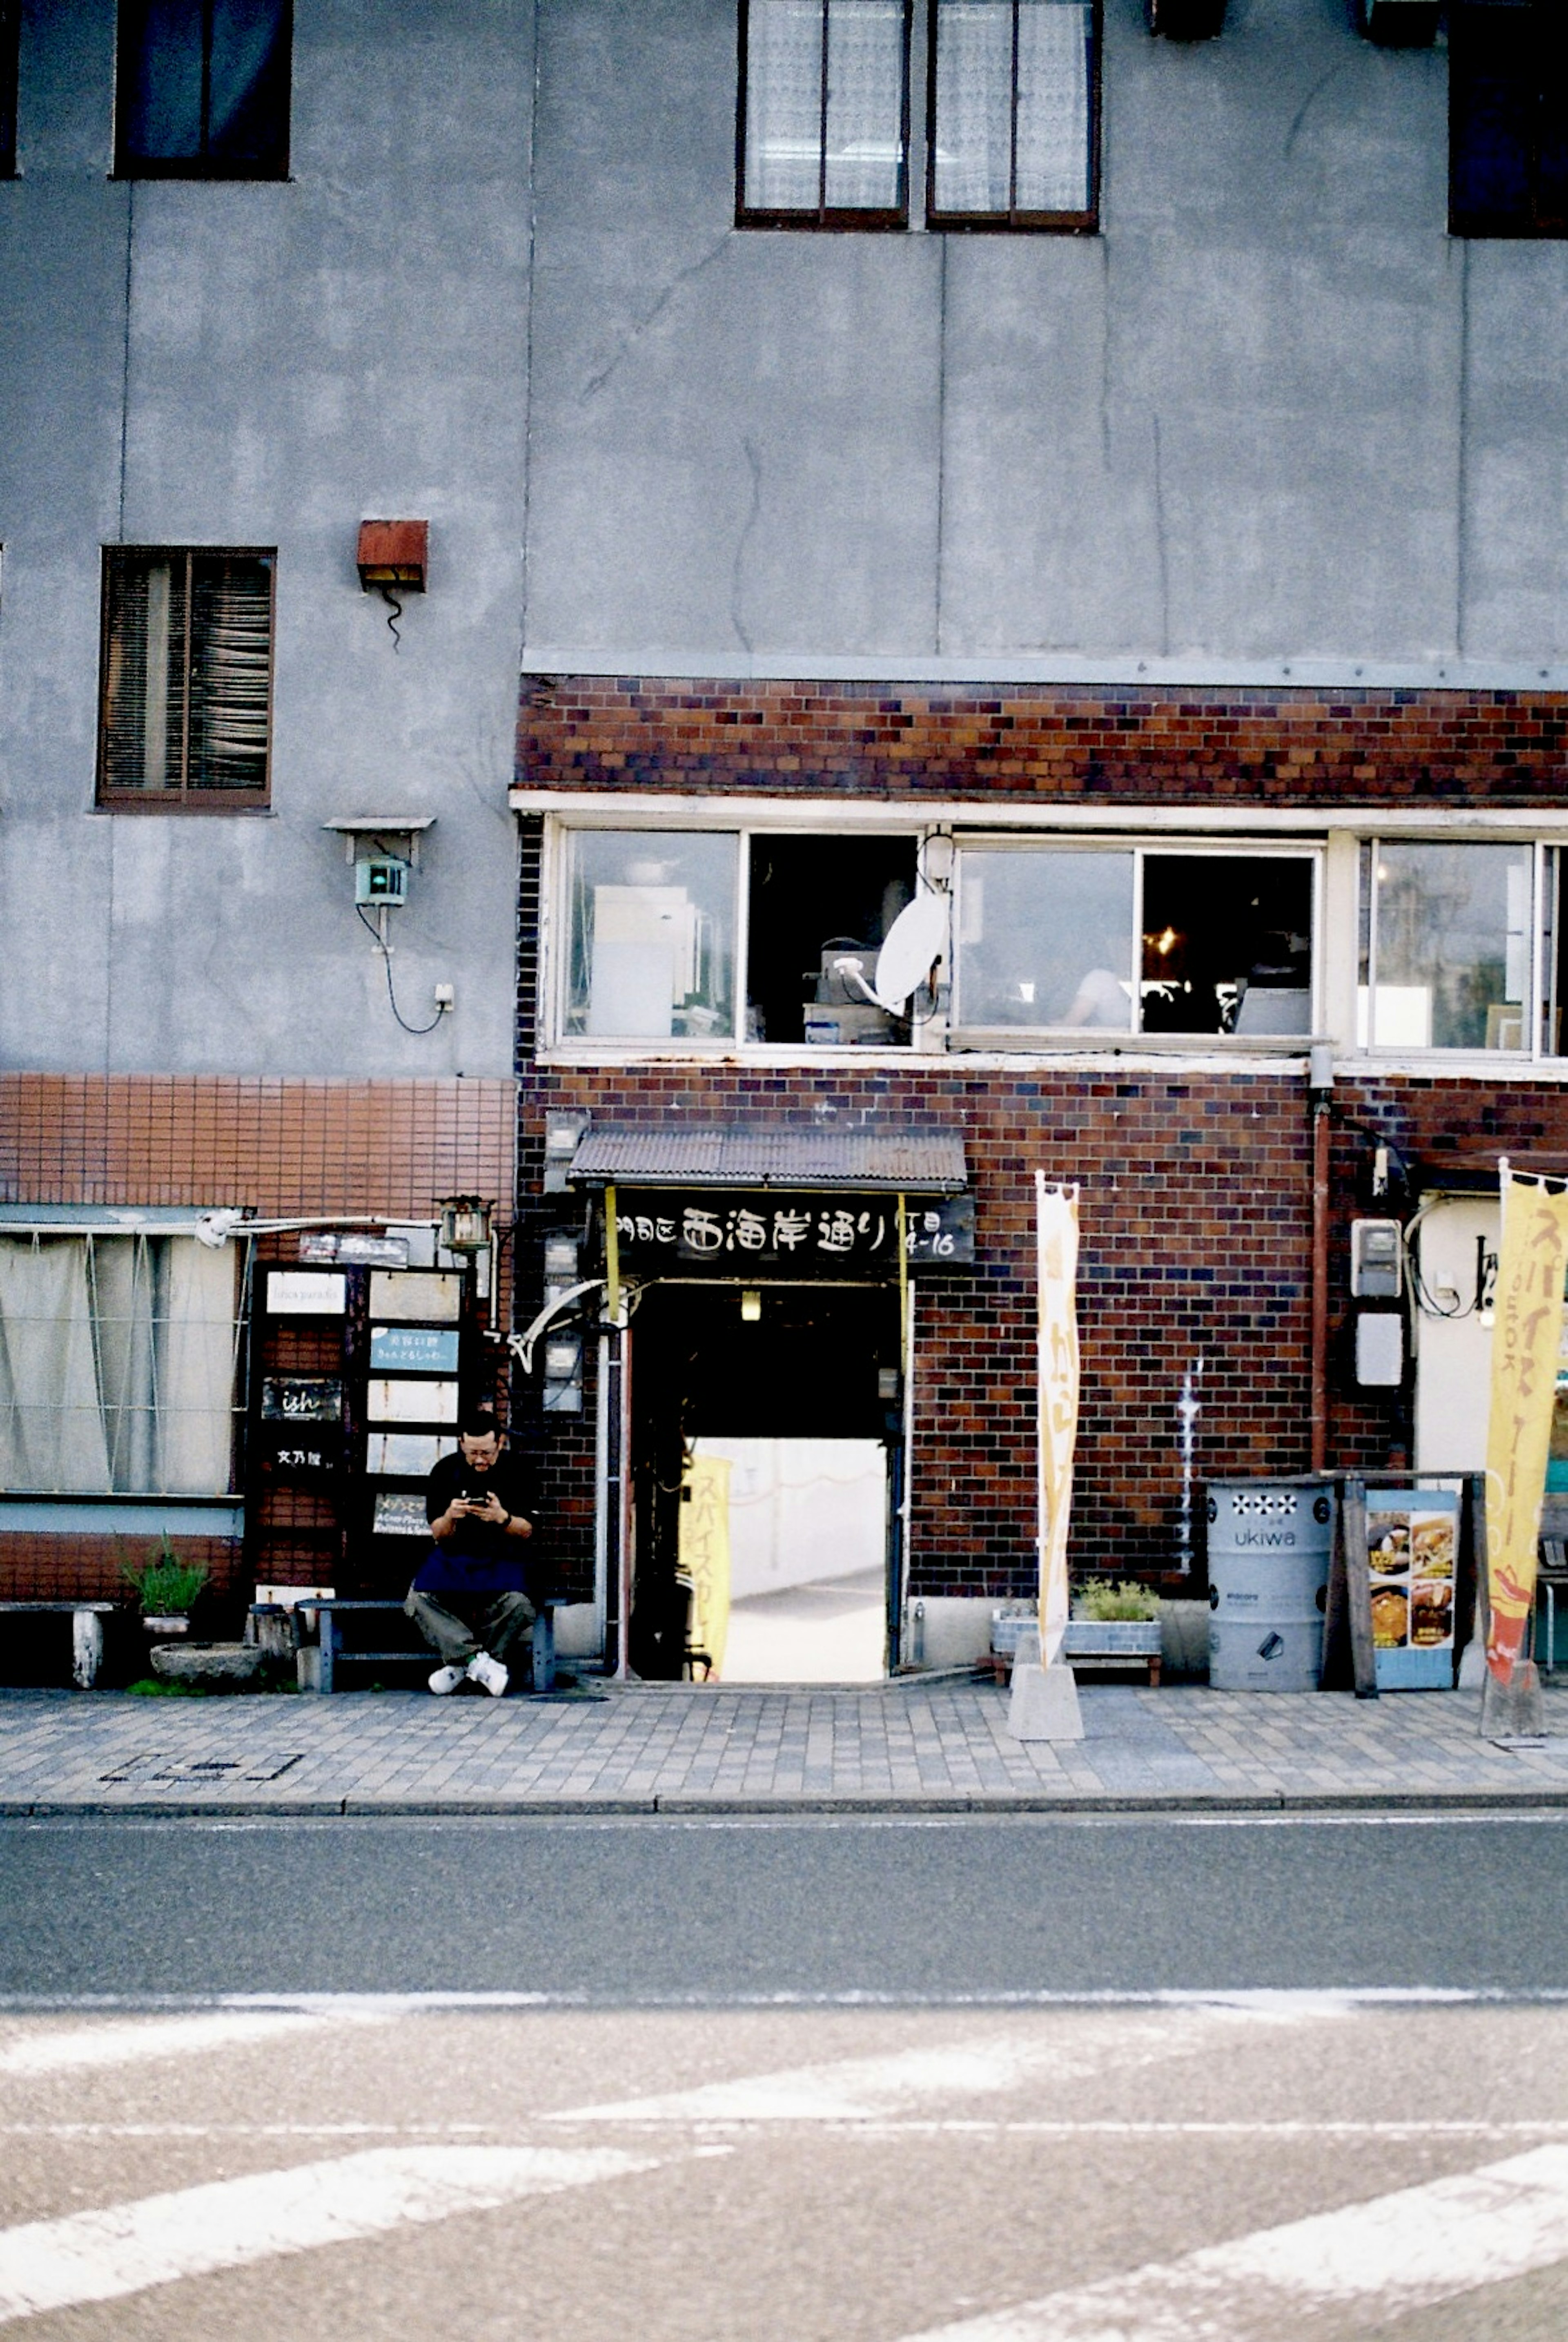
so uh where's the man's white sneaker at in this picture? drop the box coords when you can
[428,1664,467,1696]
[466,1651,508,1697]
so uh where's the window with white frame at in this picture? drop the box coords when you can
[952,843,1314,1037]
[0,1232,241,1495]
[557,826,924,1046]
[1359,840,1534,1052]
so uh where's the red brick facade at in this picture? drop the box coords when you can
[515,679,1568,1604]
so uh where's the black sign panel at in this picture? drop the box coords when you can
[610,1189,973,1274]
[261,1375,345,1423]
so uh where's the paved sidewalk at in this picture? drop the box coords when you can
[3,1676,1568,1812]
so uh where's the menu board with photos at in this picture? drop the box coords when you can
[1366,1488,1459,1690]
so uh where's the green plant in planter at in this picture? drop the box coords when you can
[121,1533,208,1619]
[1072,1577,1161,1623]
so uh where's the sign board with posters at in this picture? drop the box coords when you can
[1365,1487,1459,1690]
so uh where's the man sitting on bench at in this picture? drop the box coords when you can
[405,1407,537,1697]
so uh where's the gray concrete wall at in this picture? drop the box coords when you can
[519,0,1568,673]
[0,0,534,1079]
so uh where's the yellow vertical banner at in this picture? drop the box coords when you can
[1036,1176,1081,1669]
[679,1450,731,1680]
[1484,1169,1568,1686]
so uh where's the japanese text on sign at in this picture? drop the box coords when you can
[608,1190,973,1271]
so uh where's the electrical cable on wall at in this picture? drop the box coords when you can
[356,903,446,1034]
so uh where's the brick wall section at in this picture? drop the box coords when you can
[519,677,1568,807]
[519,1065,1316,1594]
[0,1075,515,1217]
[0,1535,243,1605]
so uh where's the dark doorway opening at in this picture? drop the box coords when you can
[627,1280,902,1682]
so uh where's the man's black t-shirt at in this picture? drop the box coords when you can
[414,1448,537,1595]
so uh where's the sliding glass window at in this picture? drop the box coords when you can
[739,0,911,226]
[929,0,1098,229]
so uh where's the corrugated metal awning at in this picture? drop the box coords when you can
[566,1124,968,1194]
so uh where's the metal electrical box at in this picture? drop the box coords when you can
[354,856,410,907]
[1350,1218,1402,1299]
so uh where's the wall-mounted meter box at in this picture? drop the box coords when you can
[1355,1311,1404,1387]
[354,856,410,907]
[1350,1217,1402,1300]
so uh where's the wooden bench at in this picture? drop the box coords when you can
[286,1597,567,1695]
[0,1601,116,1689]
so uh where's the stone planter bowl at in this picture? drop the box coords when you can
[149,1641,270,1689]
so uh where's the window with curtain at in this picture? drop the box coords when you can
[0,0,18,178]
[116,0,292,180]
[0,1236,241,1495]
[1450,0,1568,236]
[929,0,1098,227]
[97,547,275,805]
[739,0,911,226]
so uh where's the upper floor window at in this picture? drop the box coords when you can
[97,547,275,807]
[1359,841,1533,1049]
[739,0,911,227]
[115,0,292,180]
[952,845,1313,1038]
[1450,0,1568,236]
[0,0,18,178]
[928,0,1099,230]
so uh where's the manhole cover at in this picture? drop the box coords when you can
[98,1752,304,1786]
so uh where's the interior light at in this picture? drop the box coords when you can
[1155,926,1178,957]
[740,1289,762,1323]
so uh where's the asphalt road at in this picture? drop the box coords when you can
[3,1810,1568,2001]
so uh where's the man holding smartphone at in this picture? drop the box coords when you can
[405,1406,537,1696]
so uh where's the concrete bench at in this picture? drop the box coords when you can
[0,1600,116,1689]
[284,1597,567,1695]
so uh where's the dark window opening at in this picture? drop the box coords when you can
[928,0,1098,230]
[746,834,919,1043]
[738,0,911,228]
[98,547,275,806]
[1450,0,1568,237]
[0,0,18,178]
[116,0,292,180]
[1139,857,1313,1035]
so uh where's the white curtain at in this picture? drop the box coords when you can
[823,0,905,211]
[745,0,905,212]
[0,1236,238,1495]
[933,0,1090,216]
[745,0,825,210]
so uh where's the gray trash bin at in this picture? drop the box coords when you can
[1206,1480,1334,1691]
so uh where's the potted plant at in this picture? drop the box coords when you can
[122,1534,209,1639]
[1063,1579,1165,1680]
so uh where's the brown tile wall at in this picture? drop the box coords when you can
[0,1535,244,1606]
[519,677,1568,809]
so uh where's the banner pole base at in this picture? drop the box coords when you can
[1480,1660,1545,1742]
[1008,1658,1085,1743]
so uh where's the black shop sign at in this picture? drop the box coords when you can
[609,1189,973,1273]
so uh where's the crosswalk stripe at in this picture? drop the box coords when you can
[552,2002,1351,2124]
[0,2010,377,2078]
[0,2146,658,2324]
[899,2144,1568,2341]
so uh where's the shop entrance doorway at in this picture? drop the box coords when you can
[626,1280,901,1683]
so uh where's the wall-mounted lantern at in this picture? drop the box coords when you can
[438,1196,493,1256]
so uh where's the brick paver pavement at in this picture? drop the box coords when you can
[2,1677,1568,1811]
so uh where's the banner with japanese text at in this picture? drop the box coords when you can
[679,1451,731,1680]
[1484,1169,1568,1686]
[1036,1177,1081,1670]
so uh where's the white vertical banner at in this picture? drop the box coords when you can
[1036,1175,1081,1669]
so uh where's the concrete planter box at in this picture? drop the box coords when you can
[150,1641,270,1689]
[1062,1620,1163,1657]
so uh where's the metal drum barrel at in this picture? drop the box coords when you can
[1206,1480,1334,1692]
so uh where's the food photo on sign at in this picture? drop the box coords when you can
[1365,1492,1457,1690]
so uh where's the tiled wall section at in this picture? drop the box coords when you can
[519,678,1568,807]
[0,1535,243,1605]
[0,1077,515,1608]
[0,1076,515,1216]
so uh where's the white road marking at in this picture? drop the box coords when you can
[7,2117,1568,2142]
[0,2008,386,2078]
[0,2145,660,2324]
[552,2002,1351,2125]
[900,2144,1568,2342]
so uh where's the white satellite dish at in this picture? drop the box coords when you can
[871,889,948,1013]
